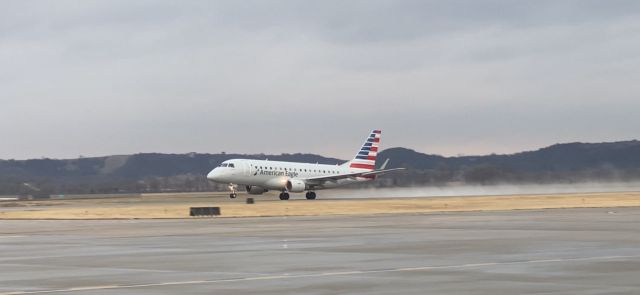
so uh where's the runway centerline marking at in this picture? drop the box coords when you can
[2,254,639,295]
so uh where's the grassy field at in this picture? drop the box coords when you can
[0,191,639,219]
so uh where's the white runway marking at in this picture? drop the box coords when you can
[0,262,177,274]
[2,255,639,295]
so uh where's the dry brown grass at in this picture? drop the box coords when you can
[1,191,639,219]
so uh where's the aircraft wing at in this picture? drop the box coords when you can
[303,168,405,183]
[361,168,406,176]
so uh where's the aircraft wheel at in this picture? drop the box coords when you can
[229,193,237,199]
[306,192,316,200]
[279,192,290,200]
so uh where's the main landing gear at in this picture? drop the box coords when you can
[228,183,237,199]
[279,192,290,200]
[278,191,316,200]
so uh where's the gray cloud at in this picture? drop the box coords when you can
[1,0,639,159]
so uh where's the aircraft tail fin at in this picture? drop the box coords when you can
[343,129,381,171]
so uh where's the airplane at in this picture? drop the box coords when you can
[206,130,404,200]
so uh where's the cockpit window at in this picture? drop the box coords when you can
[220,163,228,167]
[228,163,235,168]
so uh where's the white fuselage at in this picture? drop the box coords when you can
[207,159,372,191]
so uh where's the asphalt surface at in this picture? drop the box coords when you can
[1,208,640,294]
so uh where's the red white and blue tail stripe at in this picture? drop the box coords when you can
[348,130,381,171]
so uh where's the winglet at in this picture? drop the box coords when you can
[380,158,390,170]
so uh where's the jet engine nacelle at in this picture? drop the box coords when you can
[245,185,268,195]
[286,179,306,193]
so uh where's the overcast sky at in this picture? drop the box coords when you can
[1,0,639,160]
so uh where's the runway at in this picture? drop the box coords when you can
[2,208,640,294]
[3,191,640,219]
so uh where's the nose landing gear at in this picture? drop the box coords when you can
[228,183,237,199]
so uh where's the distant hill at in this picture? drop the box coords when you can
[379,140,640,171]
[0,153,342,179]
[377,140,640,185]
[1,140,640,195]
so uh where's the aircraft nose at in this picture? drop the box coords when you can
[207,168,220,181]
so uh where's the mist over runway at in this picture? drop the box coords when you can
[323,181,640,199]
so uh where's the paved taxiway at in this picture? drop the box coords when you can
[2,208,640,294]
